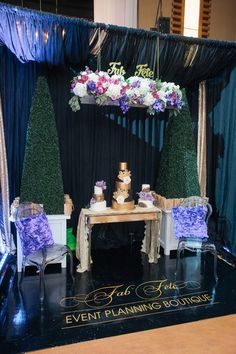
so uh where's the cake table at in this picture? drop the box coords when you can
[76,206,162,272]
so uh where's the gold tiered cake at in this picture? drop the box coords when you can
[111,162,135,210]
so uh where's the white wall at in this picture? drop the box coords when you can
[94,0,137,28]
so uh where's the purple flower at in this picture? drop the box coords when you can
[137,191,154,201]
[119,95,130,114]
[95,86,104,95]
[95,180,107,190]
[87,80,96,92]
[176,100,184,109]
[172,205,208,239]
[131,80,140,88]
[153,99,164,112]
[137,97,144,105]
[165,92,184,109]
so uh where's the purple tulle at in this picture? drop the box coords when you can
[172,205,208,240]
[15,213,54,256]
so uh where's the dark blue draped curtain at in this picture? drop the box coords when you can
[90,27,236,86]
[0,3,90,65]
[206,67,236,256]
[0,46,37,203]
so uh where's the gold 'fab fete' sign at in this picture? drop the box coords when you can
[107,62,154,79]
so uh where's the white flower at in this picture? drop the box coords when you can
[73,83,87,97]
[106,84,122,100]
[139,80,151,95]
[143,92,156,106]
[123,176,131,184]
[133,88,141,97]
[158,90,167,101]
[126,89,134,98]
[117,195,125,204]
[98,71,109,77]
[111,74,125,81]
[88,73,99,82]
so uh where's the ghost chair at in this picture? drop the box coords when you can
[15,202,74,302]
[172,196,218,282]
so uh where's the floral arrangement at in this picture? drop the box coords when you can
[137,191,155,201]
[95,180,107,190]
[69,67,184,115]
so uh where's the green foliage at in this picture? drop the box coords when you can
[69,95,80,112]
[155,89,200,199]
[20,76,64,214]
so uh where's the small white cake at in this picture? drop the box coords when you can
[90,181,107,212]
[138,199,154,208]
[90,200,107,212]
[137,184,154,208]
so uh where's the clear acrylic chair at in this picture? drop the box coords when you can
[173,196,218,282]
[15,202,74,302]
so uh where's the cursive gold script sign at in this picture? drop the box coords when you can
[107,62,126,76]
[134,64,154,78]
[107,62,154,78]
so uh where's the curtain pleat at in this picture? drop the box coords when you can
[0,3,90,65]
[0,94,10,252]
[206,66,236,255]
[0,46,37,204]
[197,81,207,197]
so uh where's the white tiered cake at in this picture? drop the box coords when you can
[138,184,154,208]
[90,181,107,212]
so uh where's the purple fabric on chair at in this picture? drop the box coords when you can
[172,205,208,240]
[15,213,54,256]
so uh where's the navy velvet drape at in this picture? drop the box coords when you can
[0,46,37,204]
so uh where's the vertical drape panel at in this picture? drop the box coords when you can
[0,94,10,252]
[0,46,37,203]
[197,81,207,196]
[207,66,236,255]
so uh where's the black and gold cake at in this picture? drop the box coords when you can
[111,162,135,210]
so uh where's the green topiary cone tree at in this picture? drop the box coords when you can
[20,76,64,214]
[155,89,200,198]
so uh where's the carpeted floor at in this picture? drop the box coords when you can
[29,314,236,354]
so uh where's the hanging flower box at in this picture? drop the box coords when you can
[69,67,184,116]
[80,95,147,109]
